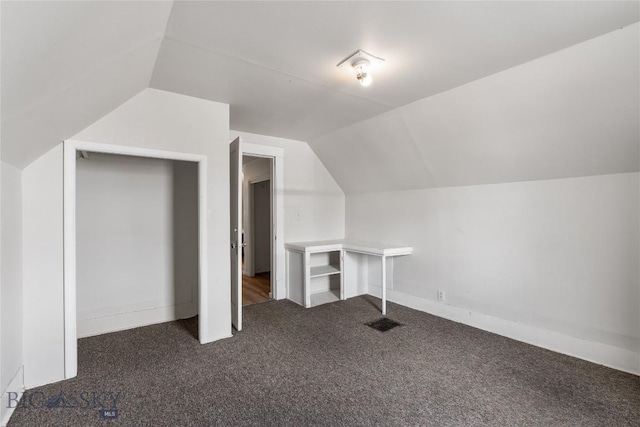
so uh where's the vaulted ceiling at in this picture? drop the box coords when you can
[2,1,639,193]
[1,1,173,167]
[311,22,640,192]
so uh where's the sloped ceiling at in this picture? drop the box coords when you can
[1,1,173,167]
[2,1,639,188]
[310,23,640,193]
[152,0,639,142]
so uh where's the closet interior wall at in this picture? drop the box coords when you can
[76,152,199,338]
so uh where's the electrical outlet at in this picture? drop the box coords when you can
[437,290,445,302]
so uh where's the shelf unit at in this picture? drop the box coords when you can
[307,250,344,308]
[285,240,413,314]
[310,289,341,307]
[286,246,345,308]
[309,264,341,278]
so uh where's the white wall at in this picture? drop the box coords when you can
[347,173,640,374]
[76,153,198,337]
[73,89,229,344]
[22,146,65,388]
[232,130,345,243]
[19,88,228,389]
[172,160,200,321]
[1,161,24,422]
[252,180,271,273]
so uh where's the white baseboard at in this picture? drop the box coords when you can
[1,366,25,427]
[77,302,198,338]
[371,288,640,376]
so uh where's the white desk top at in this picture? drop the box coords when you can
[285,239,412,257]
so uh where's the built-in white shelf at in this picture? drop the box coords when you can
[285,248,344,308]
[285,239,413,314]
[310,289,341,306]
[310,265,341,278]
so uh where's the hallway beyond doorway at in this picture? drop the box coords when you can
[242,271,270,305]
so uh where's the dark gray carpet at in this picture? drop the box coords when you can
[8,296,640,426]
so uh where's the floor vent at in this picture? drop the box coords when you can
[366,317,403,332]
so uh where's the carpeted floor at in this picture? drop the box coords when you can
[8,296,640,426]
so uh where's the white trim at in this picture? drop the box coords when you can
[63,139,208,378]
[378,288,640,376]
[63,142,77,379]
[243,143,284,158]
[66,140,206,162]
[242,144,285,300]
[197,159,209,343]
[77,302,198,338]
[1,366,25,427]
[272,157,285,299]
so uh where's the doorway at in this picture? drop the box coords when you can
[242,156,272,305]
[229,137,285,332]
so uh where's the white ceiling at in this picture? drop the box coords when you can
[311,23,640,193]
[152,0,639,141]
[1,1,173,166]
[2,1,639,188]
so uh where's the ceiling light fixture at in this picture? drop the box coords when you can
[337,49,385,87]
[353,59,373,87]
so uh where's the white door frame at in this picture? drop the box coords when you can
[63,139,208,379]
[242,143,285,300]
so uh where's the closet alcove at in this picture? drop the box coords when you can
[75,152,199,340]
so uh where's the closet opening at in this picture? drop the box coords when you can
[64,140,208,379]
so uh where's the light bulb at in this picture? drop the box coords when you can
[355,63,373,87]
[358,72,373,87]
[337,51,384,88]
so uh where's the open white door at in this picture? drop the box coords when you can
[230,137,243,331]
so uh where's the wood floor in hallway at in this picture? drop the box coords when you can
[242,271,270,305]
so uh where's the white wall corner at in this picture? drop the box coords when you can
[373,289,640,376]
[22,144,66,389]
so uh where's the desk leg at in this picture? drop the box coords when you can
[381,255,387,315]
